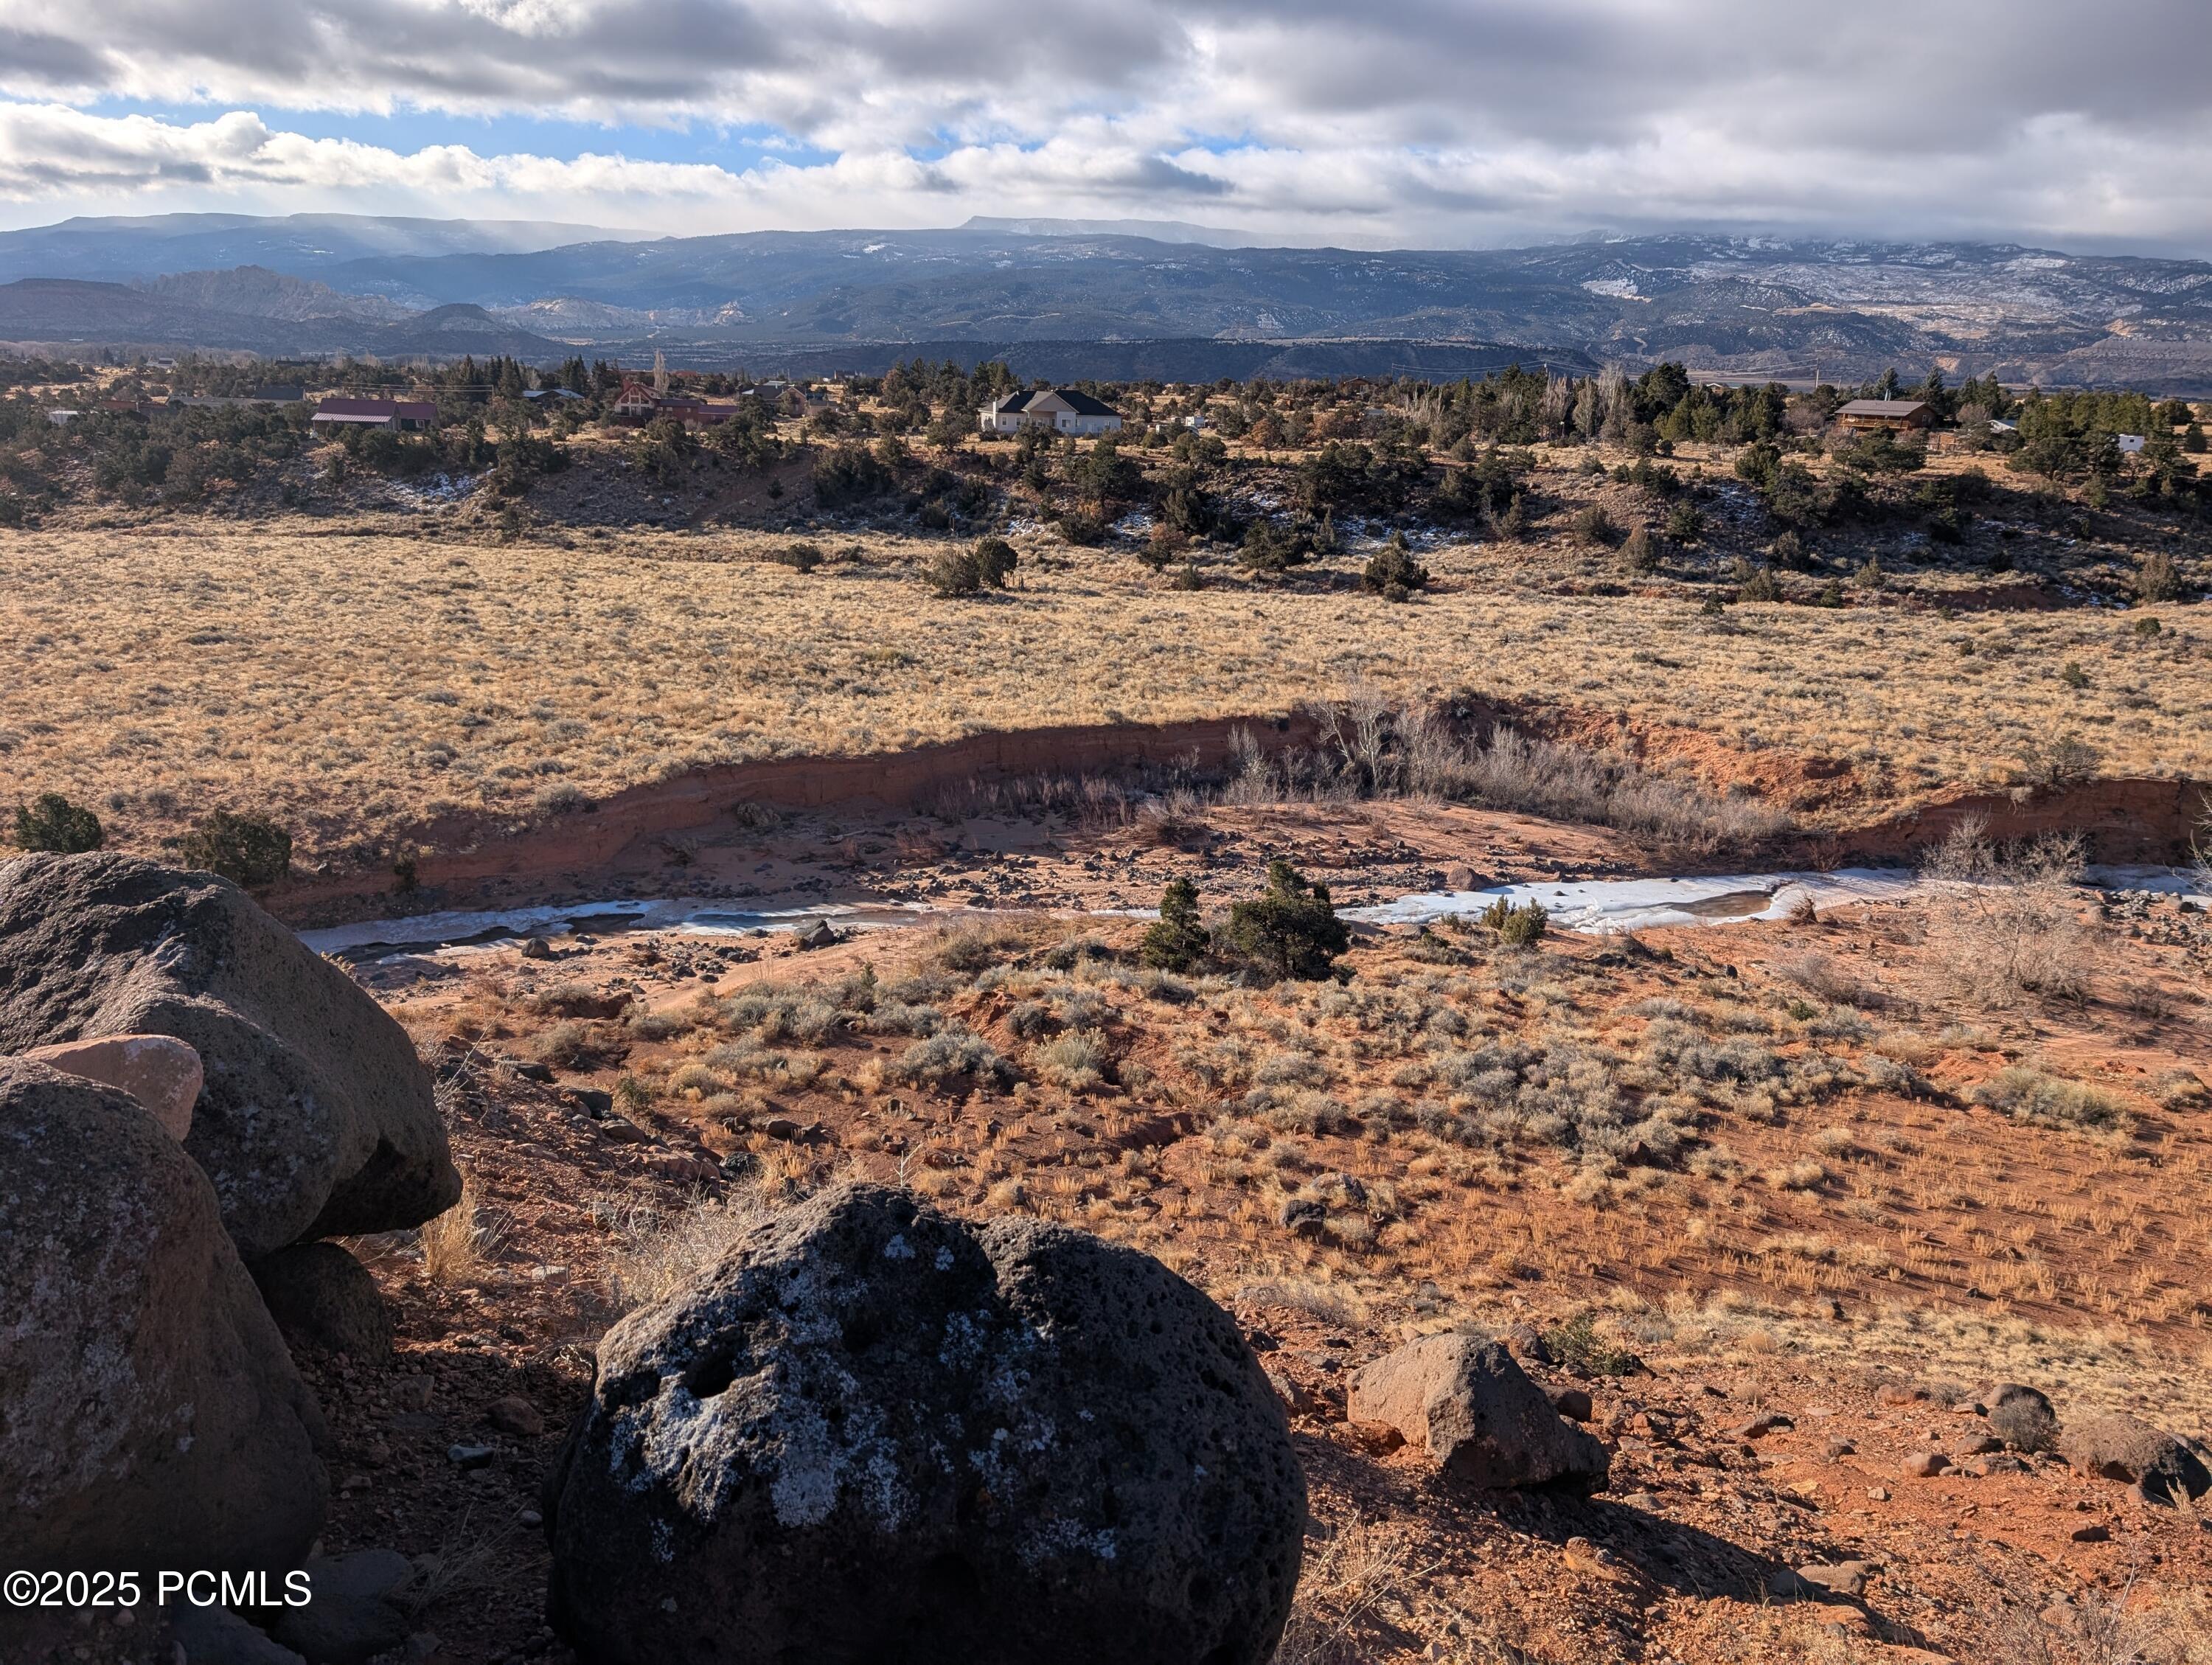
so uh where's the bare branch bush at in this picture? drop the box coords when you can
[1919,816,2095,1007]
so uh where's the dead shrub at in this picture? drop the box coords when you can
[1919,818,2094,1007]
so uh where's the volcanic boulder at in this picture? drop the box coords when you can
[1349,1333,1610,1492]
[0,853,459,1256]
[252,1242,394,1362]
[2060,1414,2211,1501]
[543,1183,1305,1665]
[0,1060,327,1577]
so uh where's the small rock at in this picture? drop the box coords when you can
[1561,1536,1615,1573]
[171,1602,307,1665]
[1501,1323,1552,1366]
[792,920,840,950]
[518,1509,543,1528]
[1277,1195,1327,1237]
[1796,1560,1872,1597]
[519,936,555,960]
[1550,1388,1593,1423]
[447,1443,494,1470]
[1957,1434,2003,1456]
[1265,1368,1315,1417]
[1901,1451,1950,1478]
[268,1593,410,1665]
[2071,1523,2110,1543]
[762,1116,804,1142]
[1867,1486,1890,1501]
[1349,1334,1608,1492]
[487,1396,546,1438]
[1878,1384,1927,1407]
[1823,1437,1856,1461]
[1732,1414,1793,1440]
[2128,1479,2174,1509]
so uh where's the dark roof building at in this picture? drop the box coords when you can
[309,397,438,431]
[978,386,1124,434]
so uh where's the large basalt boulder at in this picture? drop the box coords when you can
[1349,1333,1610,1492]
[543,1184,1305,1665]
[0,1060,328,1576]
[0,853,459,1256]
[2060,1414,2211,1501]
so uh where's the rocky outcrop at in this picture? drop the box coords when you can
[543,1183,1305,1665]
[1349,1333,1610,1492]
[0,1060,327,1576]
[0,854,459,1256]
[2060,1414,2211,1501]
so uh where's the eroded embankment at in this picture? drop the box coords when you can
[1813,776,2211,867]
[262,698,2208,930]
[268,711,1327,925]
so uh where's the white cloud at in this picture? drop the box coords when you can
[1,1,2210,248]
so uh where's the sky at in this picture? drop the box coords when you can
[1,0,2210,252]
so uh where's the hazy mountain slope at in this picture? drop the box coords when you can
[2,215,2210,386]
[133,266,417,324]
[0,279,564,358]
[0,212,643,285]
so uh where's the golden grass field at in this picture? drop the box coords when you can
[3,502,2207,861]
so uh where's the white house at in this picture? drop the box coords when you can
[978,387,1123,437]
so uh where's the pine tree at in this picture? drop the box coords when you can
[1227,861,1349,980]
[1140,878,1208,971]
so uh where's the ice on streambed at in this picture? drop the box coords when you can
[1349,869,1928,934]
[298,897,937,960]
[298,865,2211,960]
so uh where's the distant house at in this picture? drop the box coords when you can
[2115,434,2147,454]
[168,386,305,411]
[614,378,745,427]
[978,388,1124,437]
[611,379,664,420]
[309,397,437,432]
[1834,398,1933,433]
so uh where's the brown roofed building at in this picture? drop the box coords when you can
[1834,398,1933,433]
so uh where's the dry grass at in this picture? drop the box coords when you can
[2,519,2206,859]
[417,1170,503,1285]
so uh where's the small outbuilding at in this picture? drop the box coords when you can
[1834,398,1934,433]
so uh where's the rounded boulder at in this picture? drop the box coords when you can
[0,853,460,1256]
[0,1060,328,1577]
[543,1183,1305,1665]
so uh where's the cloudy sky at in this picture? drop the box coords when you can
[1,0,2208,251]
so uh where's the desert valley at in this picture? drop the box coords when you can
[4,10,2212,1663]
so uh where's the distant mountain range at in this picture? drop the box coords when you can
[1,214,2209,389]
